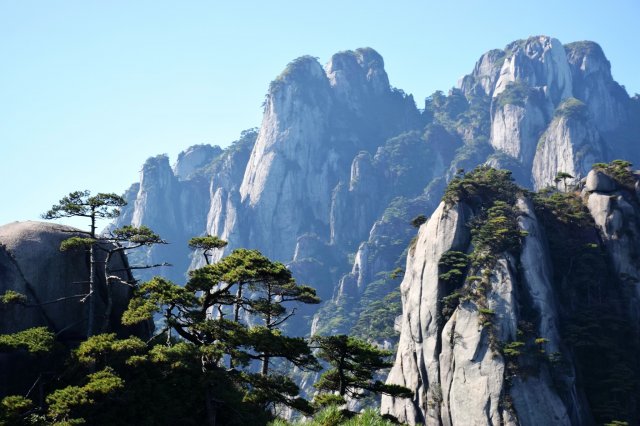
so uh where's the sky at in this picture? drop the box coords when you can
[1,0,639,230]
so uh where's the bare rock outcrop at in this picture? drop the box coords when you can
[0,221,148,396]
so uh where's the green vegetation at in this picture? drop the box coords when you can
[0,210,415,425]
[0,290,27,305]
[0,327,55,354]
[188,234,228,265]
[270,406,398,426]
[470,200,526,263]
[593,159,636,188]
[443,165,521,206]
[41,191,167,337]
[554,97,588,121]
[311,335,411,400]
[495,81,532,108]
[438,251,469,287]
[554,171,574,192]
[564,41,603,59]
[410,214,427,228]
[351,288,401,345]
[533,177,639,424]
[267,56,327,106]
[424,88,490,137]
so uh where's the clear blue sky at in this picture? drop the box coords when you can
[1,0,639,230]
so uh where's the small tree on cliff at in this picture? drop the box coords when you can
[189,235,228,265]
[554,171,574,192]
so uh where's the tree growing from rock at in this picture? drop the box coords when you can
[188,235,228,265]
[42,190,166,336]
[42,191,126,337]
[554,171,574,192]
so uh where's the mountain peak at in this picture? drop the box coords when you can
[326,47,390,99]
[268,55,327,95]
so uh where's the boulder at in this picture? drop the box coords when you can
[0,221,150,396]
[585,169,616,192]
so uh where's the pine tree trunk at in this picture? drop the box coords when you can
[87,210,97,337]
[229,283,243,368]
[205,387,217,426]
[87,242,96,337]
[102,250,113,333]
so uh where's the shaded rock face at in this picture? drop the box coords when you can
[116,36,637,281]
[583,169,640,302]
[113,131,255,281]
[459,49,506,98]
[380,202,471,424]
[126,154,212,281]
[565,42,629,133]
[0,221,147,396]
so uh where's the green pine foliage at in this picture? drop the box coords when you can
[554,97,589,121]
[494,81,533,108]
[0,395,37,426]
[442,165,522,206]
[269,406,398,426]
[0,290,27,305]
[593,160,636,188]
[311,335,412,401]
[0,327,55,354]
[533,182,640,424]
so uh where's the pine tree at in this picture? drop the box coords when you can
[311,335,412,400]
[42,190,126,337]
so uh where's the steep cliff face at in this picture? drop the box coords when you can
[532,100,603,189]
[117,37,638,279]
[583,166,640,303]
[106,37,640,422]
[237,57,335,260]
[491,90,547,165]
[222,49,421,262]
[564,41,629,133]
[122,155,211,280]
[493,36,572,105]
[382,165,640,425]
